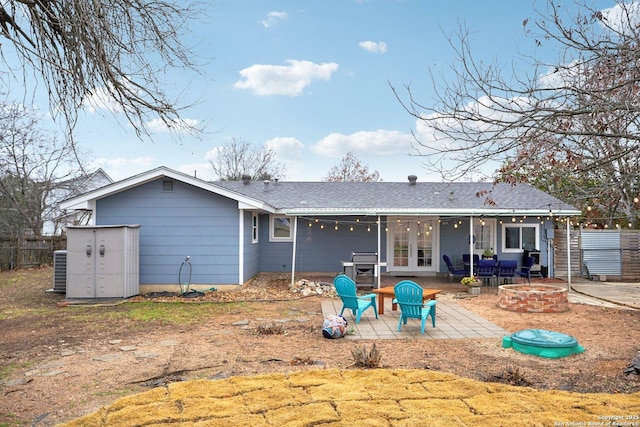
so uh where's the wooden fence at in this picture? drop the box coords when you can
[0,236,67,270]
[554,228,640,280]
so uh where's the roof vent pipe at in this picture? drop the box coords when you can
[263,180,270,191]
[241,174,251,184]
[408,175,417,185]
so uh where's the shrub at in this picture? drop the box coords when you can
[351,343,382,368]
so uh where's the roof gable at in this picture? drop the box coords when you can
[59,167,274,212]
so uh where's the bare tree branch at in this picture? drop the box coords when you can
[208,137,286,181]
[324,152,381,182]
[392,0,640,226]
[0,0,205,139]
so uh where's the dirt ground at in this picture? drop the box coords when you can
[1,267,639,426]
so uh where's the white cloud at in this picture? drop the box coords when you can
[265,136,304,160]
[83,85,124,113]
[233,60,339,96]
[262,11,288,28]
[359,41,387,54]
[91,157,157,181]
[310,130,414,157]
[204,146,223,164]
[265,137,305,179]
[145,117,199,134]
[600,2,640,34]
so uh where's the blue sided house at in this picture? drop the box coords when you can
[60,167,581,292]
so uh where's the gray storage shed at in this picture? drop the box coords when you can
[66,225,140,298]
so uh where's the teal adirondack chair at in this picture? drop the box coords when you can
[333,274,378,324]
[393,280,437,334]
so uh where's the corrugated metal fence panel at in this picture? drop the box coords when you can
[581,230,621,276]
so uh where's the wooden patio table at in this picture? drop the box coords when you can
[371,286,441,315]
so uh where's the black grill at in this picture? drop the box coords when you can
[351,252,377,288]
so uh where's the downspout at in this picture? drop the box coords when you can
[290,216,298,288]
[239,210,244,285]
[377,215,381,289]
[566,217,571,292]
[469,214,474,276]
[547,228,552,278]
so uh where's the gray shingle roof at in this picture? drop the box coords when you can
[213,180,580,216]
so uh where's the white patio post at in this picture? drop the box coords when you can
[377,215,381,288]
[469,214,474,276]
[566,217,572,292]
[291,216,298,288]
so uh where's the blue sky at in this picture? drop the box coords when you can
[14,1,614,182]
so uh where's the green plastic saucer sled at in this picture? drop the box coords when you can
[502,329,585,359]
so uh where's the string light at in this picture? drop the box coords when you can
[297,212,576,232]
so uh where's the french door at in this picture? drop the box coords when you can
[387,216,439,273]
[472,218,497,257]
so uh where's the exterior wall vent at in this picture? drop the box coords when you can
[162,179,174,192]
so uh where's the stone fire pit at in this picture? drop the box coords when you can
[498,284,569,313]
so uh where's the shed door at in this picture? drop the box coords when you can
[67,229,97,298]
[95,228,124,297]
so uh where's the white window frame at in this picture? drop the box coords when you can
[269,214,293,242]
[501,222,540,253]
[252,213,259,244]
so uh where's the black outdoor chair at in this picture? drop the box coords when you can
[443,255,467,283]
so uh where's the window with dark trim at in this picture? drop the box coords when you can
[502,223,539,252]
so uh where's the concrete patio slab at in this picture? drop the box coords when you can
[321,297,509,340]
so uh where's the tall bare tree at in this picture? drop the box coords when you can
[393,0,640,226]
[208,137,286,181]
[0,103,83,235]
[0,0,203,138]
[324,152,381,182]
